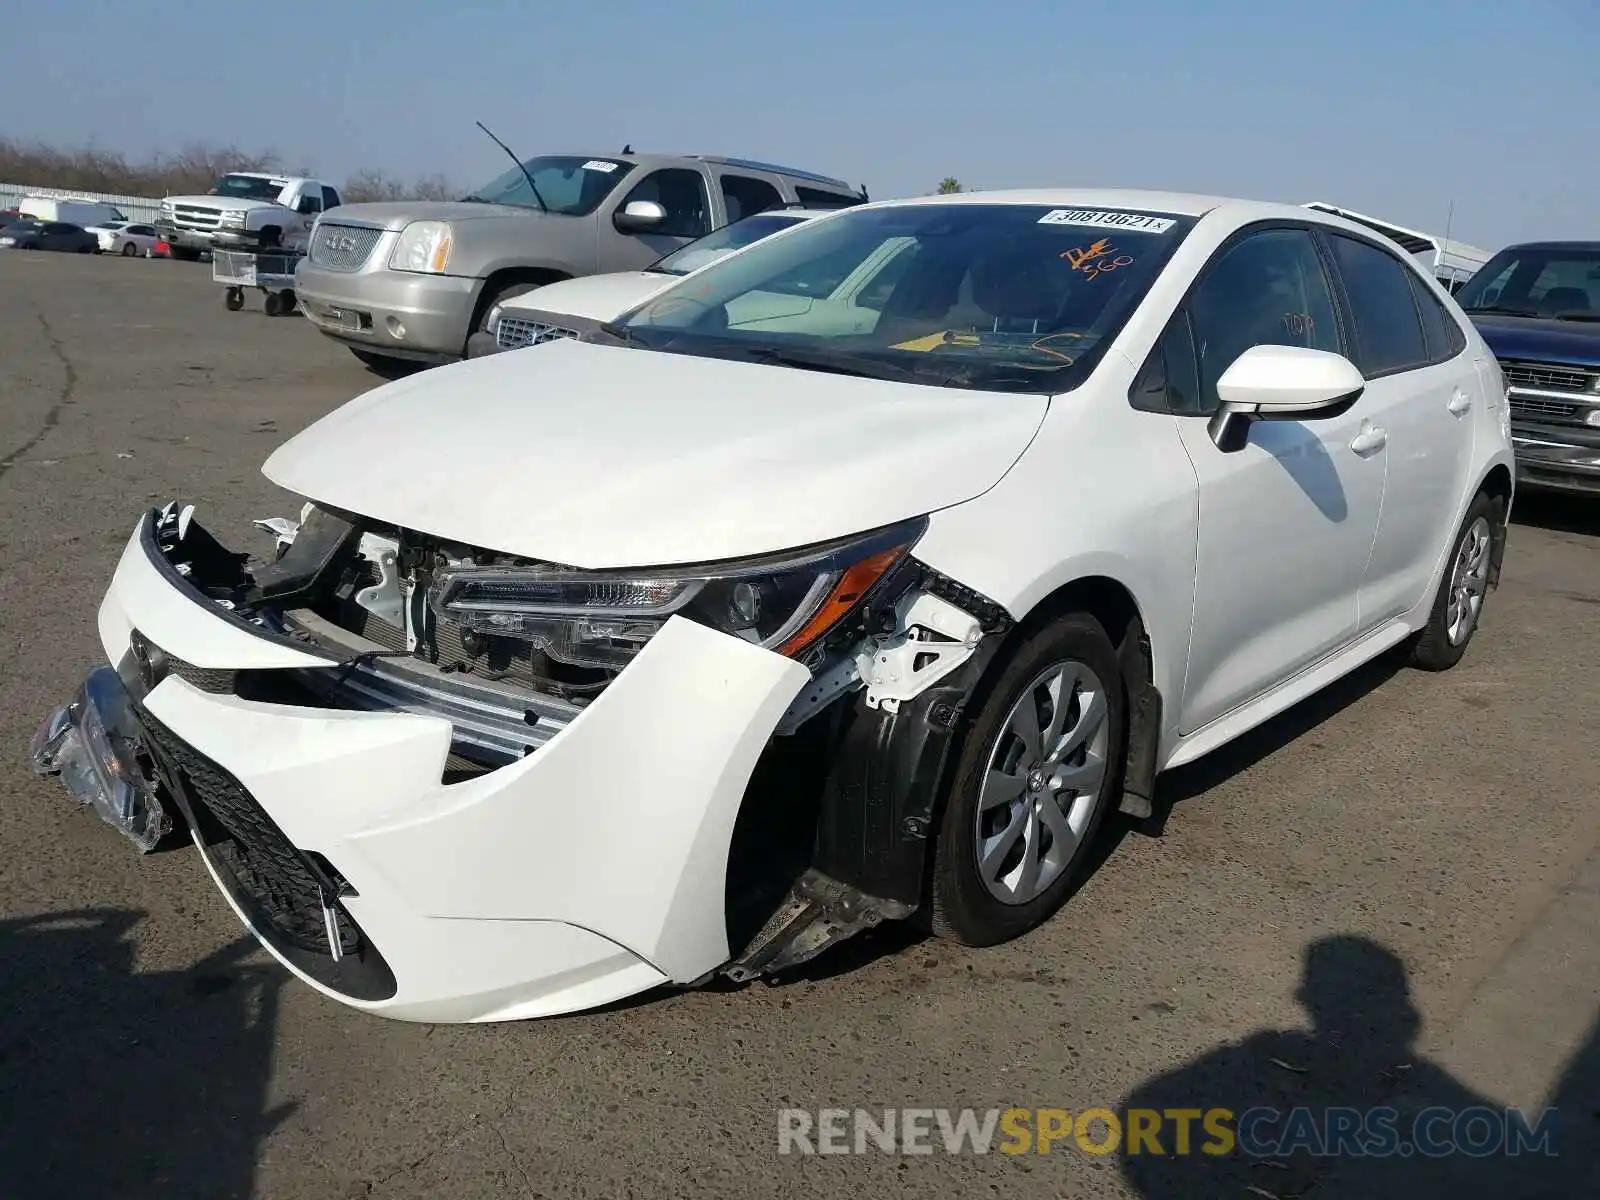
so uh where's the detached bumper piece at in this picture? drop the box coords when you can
[32,667,172,852]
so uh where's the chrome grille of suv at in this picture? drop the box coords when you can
[1501,360,1597,393]
[308,222,384,272]
[495,316,579,350]
[171,203,224,232]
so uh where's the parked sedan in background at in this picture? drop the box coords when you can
[89,221,163,256]
[466,206,831,357]
[0,219,100,253]
[33,189,1516,1024]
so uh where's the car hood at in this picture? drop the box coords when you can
[321,201,551,231]
[1468,312,1600,369]
[498,271,671,324]
[262,338,1047,568]
[165,195,281,212]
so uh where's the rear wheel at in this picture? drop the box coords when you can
[929,612,1126,946]
[1407,490,1502,671]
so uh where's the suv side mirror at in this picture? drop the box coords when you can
[1208,344,1365,452]
[295,197,320,215]
[613,200,666,233]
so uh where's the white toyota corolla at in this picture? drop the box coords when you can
[33,189,1515,1023]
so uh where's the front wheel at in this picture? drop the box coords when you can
[121,241,137,256]
[928,612,1126,946]
[224,287,245,311]
[263,292,283,317]
[1407,491,1503,671]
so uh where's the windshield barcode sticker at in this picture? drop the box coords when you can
[1038,209,1175,233]
[582,160,620,173]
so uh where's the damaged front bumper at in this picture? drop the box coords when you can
[34,503,1012,1021]
[36,509,818,1022]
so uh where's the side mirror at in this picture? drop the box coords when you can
[1208,345,1365,452]
[295,197,320,215]
[613,200,666,233]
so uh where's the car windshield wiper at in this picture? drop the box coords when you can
[1463,304,1539,318]
[1548,310,1600,323]
[724,344,931,383]
[595,321,642,345]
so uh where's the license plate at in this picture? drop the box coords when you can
[322,306,360,331]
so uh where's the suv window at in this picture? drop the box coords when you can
[621,168,711,239]
[1406,271,1467,364]
[322,186,342,210]
[1187,227,1342,414]
[720,175,783,223]
[1326,233,1427,376]
[794,186,863,209]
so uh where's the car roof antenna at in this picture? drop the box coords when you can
[475,120,549,214]
[621,144,633,155]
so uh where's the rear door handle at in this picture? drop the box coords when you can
[1448,389,1472,416]
[1349,421,1387,455]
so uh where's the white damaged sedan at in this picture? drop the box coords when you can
[33,189,1516,1023]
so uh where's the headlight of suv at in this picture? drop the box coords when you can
[219,210,247,228]
[429,518,926,670]
[389,220,454,274]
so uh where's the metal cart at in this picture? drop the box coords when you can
[212,248,304,316]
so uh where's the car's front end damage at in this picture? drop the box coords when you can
[33,494,1008,1022]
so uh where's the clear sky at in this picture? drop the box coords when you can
[2,0,1594,251]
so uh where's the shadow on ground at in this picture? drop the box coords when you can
[1117,934,1599,1198]
[0,908,290,1199]
[1510,489,1600,538]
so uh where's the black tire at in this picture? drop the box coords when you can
[258,226,281,248]
[263,292,283,317]
[224,287,245,311]
[1407,490,1503,672]
[928,612,1126,946]
[277,289,297,315]
[121,241,137,257]
[170,246,202,262]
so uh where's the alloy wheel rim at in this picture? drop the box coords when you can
[975,659,1110,906]
[1445,516,1492,646]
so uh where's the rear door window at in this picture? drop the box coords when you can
[719,175,783,223]
[1326,233,1428,376]
[1405,272,1467,364]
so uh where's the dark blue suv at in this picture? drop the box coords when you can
[1457,242,1600,495]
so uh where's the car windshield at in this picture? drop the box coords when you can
[462,155,633,216]
[1456,246,1600,320]
[213,174,287,202]
[2,220,40,233]
[649,212,810,276]
[618,203,1196,393]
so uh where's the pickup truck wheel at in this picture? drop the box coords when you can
[170,246,202,262]
[928,613,1125,947]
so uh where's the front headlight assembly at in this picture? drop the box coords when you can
[428,518,926,671]
[389,220,454,274]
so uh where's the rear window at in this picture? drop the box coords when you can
[1327,234,1428,376]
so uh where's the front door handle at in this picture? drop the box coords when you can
[1350,421,1388,456]
[1448,389,1472,416]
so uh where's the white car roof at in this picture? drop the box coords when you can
[874,187,1355,225]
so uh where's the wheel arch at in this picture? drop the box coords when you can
[466,266,574,348]
[1002,573,1164,819]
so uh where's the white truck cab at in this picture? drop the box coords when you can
[157,172,343,261]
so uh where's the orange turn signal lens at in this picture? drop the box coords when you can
[776,546,908,658]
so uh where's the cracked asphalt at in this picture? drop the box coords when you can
[1,251,1597,1199]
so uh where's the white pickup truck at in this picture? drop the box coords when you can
[156,172,344,260]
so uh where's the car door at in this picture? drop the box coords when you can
[42,222,73,250]
[1319,230,1479,626]
[600,167,714,271]
[1164,225,1387,734]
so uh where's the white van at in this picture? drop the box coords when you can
[19,197,129,229]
